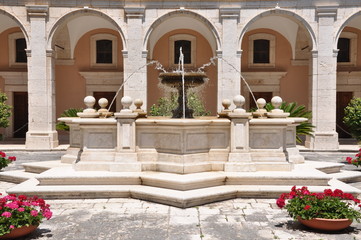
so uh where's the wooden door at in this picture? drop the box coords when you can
[336,92,353,138]
[13,92,28,138]
[93,92,116,112]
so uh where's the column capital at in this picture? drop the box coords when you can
[316,6,337,20]
[219,8,240,22]
[26,5,49,18]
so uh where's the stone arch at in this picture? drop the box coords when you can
[334,10,361,49]
[144,9,221,58]
[239,8,317,58]
[0,9,29,45]
[47,8,126,57]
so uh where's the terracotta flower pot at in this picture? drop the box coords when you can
[0,225,38,239]
[297,217,353,231]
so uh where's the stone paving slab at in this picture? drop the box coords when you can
[1,181,361,240]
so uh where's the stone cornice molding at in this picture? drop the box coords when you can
[219,8,240,22]
[26,5,49,18]
[124,7,145,20]
[316,6,337,19]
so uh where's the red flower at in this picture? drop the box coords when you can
[304,205,311,210]
[346,157,353,163]
[276,198,286,208]
[0,151,6,158]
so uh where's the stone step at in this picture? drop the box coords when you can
[7,178,360,208]
[297,161,344,174]
[329,170,361,183]
[0,170,38,184]
[22,160,68,174]
[35,167,332,191]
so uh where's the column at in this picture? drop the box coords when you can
[305,7,339,150]
[25,5,59,149]
[218,8,241,112]
[123,7,147,109]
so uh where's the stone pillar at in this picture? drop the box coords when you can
[25,5,59,149]
[305,7,339,150]
[218,8,241,112]
[123,7,147,110]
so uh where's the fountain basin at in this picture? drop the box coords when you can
[59,116,306,174]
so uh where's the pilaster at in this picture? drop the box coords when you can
[122,7,147,110]
[306,6,339,150]
[25,5,59,149]
[218,8,241,111]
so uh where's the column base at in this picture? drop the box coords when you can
[305,132,339,150]
[25,131,59,150]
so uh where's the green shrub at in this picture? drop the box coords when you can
[149,93,210,117]
[56,108,83,131]
[0,91,11,129]
[265,102,314,143]
[343,97,361,141]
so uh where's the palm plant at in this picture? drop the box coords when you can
[265,102,314,143]
[56,108,83,131]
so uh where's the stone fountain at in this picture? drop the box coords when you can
[159,72,207,118]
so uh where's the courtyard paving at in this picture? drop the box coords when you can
[0,149,361,239]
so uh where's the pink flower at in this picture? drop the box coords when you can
[43,209,53,220]
[1,211,11,218]
[9,225,15,229]
[30,210,38,217]
[304,205,311,210]
[5,202,19,209]
[17,207,25,212]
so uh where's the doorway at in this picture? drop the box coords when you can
[13,92,28,138]
[336,91,353,138]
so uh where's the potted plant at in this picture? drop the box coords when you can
[346,148,361,168]
[0,194,53,239]
[276,186,361,231]
[0,151,16,171]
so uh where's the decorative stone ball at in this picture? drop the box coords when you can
[222,99,231,110]
[98,98,108,109]
[84,96,96,109]
[134,99,143,109]
[256,98,266,109]
[271,96,283,109]
[233,95,245,108]
[121,96,133,109]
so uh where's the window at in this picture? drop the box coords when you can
[248,33,275,68]
[337,32,357,66]
[9,32,27,67]
[253,39,270,64]
[174,40,191,64]
[90,34,117,68]
[96,40,112,64]
[169,34,196,67]
[15,38,27,63]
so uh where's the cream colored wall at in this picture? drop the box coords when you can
[147,29,217,115]
[241,28,309,107]
[55,28,124,118]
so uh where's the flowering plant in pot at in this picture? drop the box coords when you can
[276,186,361,231]
[0,151,16,170]
[0,194,53,238]
[346,148,361,167]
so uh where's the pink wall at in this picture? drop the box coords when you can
[147,29,217,115]
[55,28,124,118]
[241,28,309,107]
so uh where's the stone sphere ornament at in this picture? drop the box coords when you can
[134,99,143,110]
[233,95,246,113]
[84,96,96,110]
[222,99,232,111]
[98,98,108,109]
[267,96,290,118]
[271,96,283,109]
[121,96,133,112]
[256,98,267,109]
[77,95,99,117]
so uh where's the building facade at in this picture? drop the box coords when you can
[0,0,361,150]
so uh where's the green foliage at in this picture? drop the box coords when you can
[343,98,361,141]
[56,108,83,131]
[149,93,210,117]
[0,91,11,129]
[277,186,361,221]
[0,151,16,171]
[265,102,314,143]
